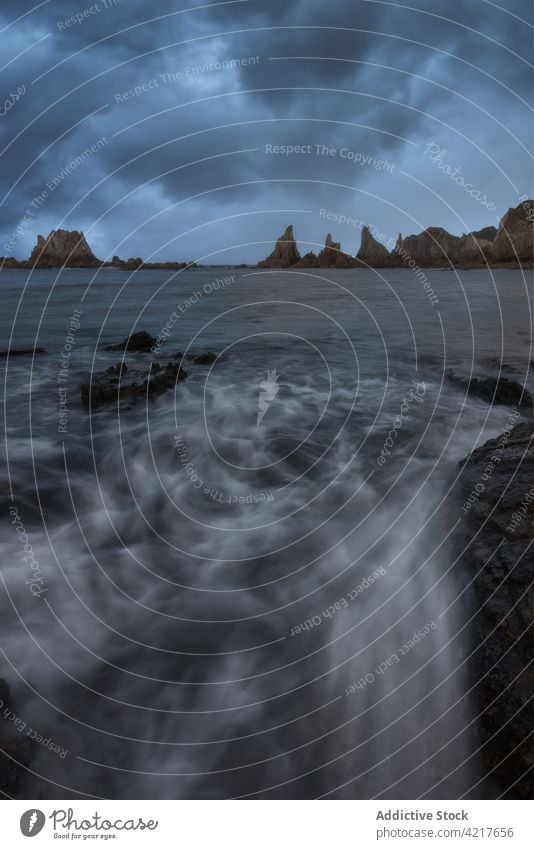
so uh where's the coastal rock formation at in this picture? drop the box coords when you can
[392,227,493,267]
[104,331,157,352]
[293,251,319,268]
[0,257,22,269]
[491,200,534,263]
[110,255,144,270]
[470,226,498,242]
[456,422,534,797]
[80,360,187,409]
[0,200,530,271]
[82,337,221,409]
[446,371,533,411]
[109,256,195,271]
[28,230,102,268]
[356,226,393,267]
[316,233,354,268]
[258,225,301,268]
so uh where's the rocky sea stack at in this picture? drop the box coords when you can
[257,224,301,268]
[29,230,102,268]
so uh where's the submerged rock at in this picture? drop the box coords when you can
[191,351,218,365]
[80,360,187,409]
[104,331,157,352]
[447,371,533,411]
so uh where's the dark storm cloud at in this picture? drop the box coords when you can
[0,0,532,262]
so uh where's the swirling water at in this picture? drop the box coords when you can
[1,266,532,798]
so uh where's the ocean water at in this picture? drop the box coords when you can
[1,266,532,799]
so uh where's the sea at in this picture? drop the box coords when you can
[0,266,532,799]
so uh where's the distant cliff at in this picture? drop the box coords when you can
[257,200,534,269]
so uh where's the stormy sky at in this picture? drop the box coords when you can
[0,0,532,263]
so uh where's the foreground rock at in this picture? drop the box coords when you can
[258,225,301,268]
[0,347,46,358]
[455,422,534,797]
[0,678,32,795]
[28,230,102,268]
[447,371,533,411]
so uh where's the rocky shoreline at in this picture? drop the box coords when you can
[453,420,534,798]
[1,199,532,270]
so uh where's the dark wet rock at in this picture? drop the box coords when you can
[446,371,533,411]
[0,678,33,795]
[104,331,157,353]
[483,358,520,374]
[80,360,187,409]
[179,351,220,364]
[105,362,128,375]
[192,351,218,365]
[0,347,46,358]
[0,738,32,796]
[455,423,534,797]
